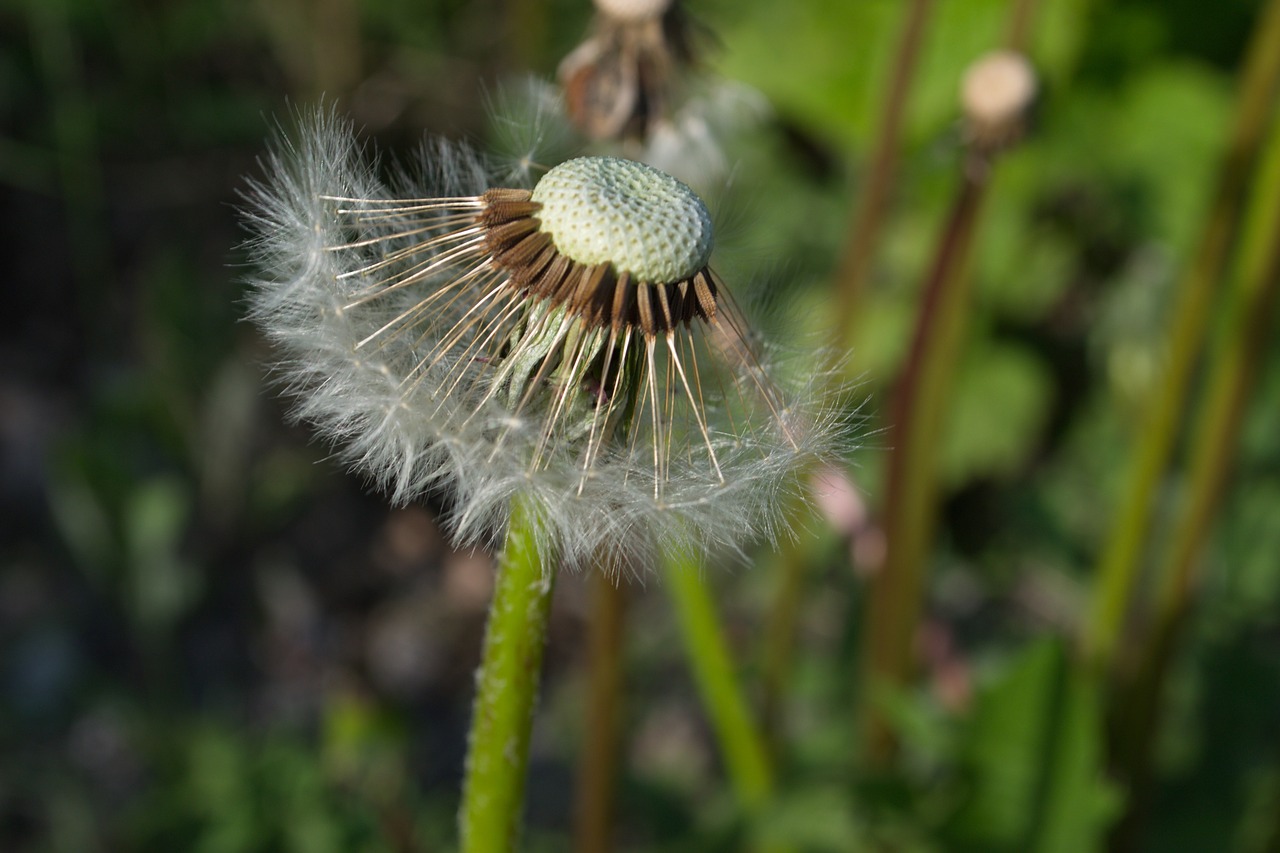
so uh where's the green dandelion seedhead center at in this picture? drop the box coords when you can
[531,157,713,285]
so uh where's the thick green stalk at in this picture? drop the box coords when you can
[663,551,773,815]
[1084,0,1280,673]
[1152,209,1280,657]
[573,573,627,853]
[460,498,556,853]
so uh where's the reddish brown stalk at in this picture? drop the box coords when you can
[760,539,806,752]
[1004,0,1039,54]
[830,0,935,350]
[855,0,1042,769]
[859,157,990,764]
[573,574,629,853]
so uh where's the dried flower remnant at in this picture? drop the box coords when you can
[243,112,844,574]
[559,0,702,142]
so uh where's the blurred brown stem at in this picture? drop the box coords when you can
[855,0,1044,772]
[830,0,935,352]
[574,574,628,853]
[760,538,806,752]
[1004,0,1040,53]
[771,0,936,769]
[859,154,991,764]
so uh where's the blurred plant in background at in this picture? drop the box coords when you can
[4,0,1280,851]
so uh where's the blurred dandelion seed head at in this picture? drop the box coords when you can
[243,109,849,575]
[960,50,1038,151]
[559,0,698,144]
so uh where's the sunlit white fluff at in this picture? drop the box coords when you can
[242,109,849,576]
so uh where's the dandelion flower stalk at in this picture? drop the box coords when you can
[664,551,774,816]
[243,109,846,848]
[573,571,627,853]
[858,44,1038,765]
[460,496,554,852]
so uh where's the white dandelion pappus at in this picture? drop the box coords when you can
[243,110,845,575]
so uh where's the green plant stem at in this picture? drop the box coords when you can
[1107,125,1280,852]
[573,572,627,853]
[1084,0,1280,674]
[459,498,556,853]
[831,0,935,352]
[859,156,990,765]
[26,1,111,313]
[663,551,773,815]
[1153,219,1280,657]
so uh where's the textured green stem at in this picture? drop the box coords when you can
[1084,0,1280,673]
[460,498,556,853]
[663,551,773,815]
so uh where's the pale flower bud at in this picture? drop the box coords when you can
[593,0,672,21]
[960,49,1038,151]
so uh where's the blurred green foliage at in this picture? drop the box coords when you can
[3,0,1279,850]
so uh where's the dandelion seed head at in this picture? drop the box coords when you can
[243,109,853,577]
[531,156,712,283]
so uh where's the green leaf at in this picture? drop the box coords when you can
[755,786,866,852]
[947,639,1120,852]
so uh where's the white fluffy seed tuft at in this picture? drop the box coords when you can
[241,110,854,577]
